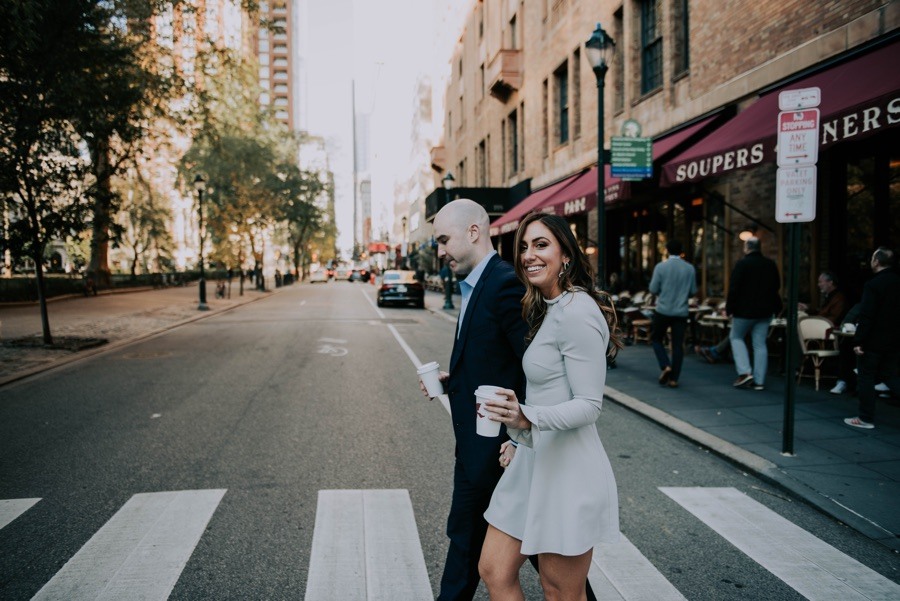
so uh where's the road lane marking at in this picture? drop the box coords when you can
[305,489,432,601]
[32,489,226,601]
[359,288,451,414]
[660,487,900,601]
[589,535,686,600]
[0,498,41,530]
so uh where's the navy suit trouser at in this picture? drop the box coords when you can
[438,458,494,600]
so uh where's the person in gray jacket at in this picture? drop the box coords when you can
[649,240,697,387]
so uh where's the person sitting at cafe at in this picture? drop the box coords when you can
[798,271,848,325]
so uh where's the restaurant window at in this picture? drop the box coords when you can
[613,8,624,112]
[572,48,581,139]
[640,0,663,94]
[839,141,900,296]
[554,61,568,145]
[672,0,690,77]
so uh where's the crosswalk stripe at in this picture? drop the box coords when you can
[589,535,686,600]
[0,498,41,530]
[660,487,900,601]
[305,489,432,601]
[31,489,226,601]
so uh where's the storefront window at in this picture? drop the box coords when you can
[703,200,726,298]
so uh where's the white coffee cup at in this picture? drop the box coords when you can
[475,387,504,437]
[417,361,444,397]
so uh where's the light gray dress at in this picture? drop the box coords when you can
[484,289,619,556]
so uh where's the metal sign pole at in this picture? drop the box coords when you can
[782,222,800,455]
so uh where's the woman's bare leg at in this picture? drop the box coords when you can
[478,525,529,600]
[537,548,593,601]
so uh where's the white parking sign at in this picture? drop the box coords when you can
[776,166,817,223]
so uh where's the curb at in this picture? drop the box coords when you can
[603,385,900,552]
[1,285,160,307]
[0,289,276,389]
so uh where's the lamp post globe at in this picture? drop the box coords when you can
[585,22,615,289]
[194,174,209,311]
[441,171,455,190]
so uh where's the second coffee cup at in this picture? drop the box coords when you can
[474,386,504,437]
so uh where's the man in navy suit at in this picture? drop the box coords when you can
[427,199,598,601]
[428,199,528,600]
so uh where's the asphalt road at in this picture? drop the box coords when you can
[1,281,897,600]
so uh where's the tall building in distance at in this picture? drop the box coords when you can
[253,0,297,129]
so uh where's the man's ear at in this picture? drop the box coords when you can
[468,224,479,242]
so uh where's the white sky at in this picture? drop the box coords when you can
[302,0,450,255]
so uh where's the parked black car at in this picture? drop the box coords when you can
[377,270,425,308]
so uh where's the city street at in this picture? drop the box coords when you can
[1,282,899,600]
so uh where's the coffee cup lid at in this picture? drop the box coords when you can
[416,361,439,374]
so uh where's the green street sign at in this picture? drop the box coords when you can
[611,136,652,179]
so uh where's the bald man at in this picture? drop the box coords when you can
[426,200,597,601]
[425,199,528,600]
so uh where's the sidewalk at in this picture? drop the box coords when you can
[424,292,900,551]
[0,283,272,386]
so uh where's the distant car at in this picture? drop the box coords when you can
[308,270,329,283]
[377,270,425,308]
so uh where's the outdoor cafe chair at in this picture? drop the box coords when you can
[797,316,840,391]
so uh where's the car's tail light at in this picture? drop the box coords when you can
[380,284,391,291]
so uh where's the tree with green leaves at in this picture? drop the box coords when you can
[1,0,114,342]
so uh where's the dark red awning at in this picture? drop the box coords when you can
[536,166,627,217]
[489,172,582,236]
[662,39,900,186]
[652,114,721,161]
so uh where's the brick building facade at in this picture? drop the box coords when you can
[433,0,899,303]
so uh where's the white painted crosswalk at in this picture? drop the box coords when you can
[0,498,41,530]
[661,487,900,601]
[30,489,226,601]
[2,486,898,600]
[305,489,432,601]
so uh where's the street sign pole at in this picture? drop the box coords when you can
[782,222,800,455]
[776,86,820,456]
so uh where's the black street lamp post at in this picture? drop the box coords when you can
[194,174,209,311]
[585,22,615,288]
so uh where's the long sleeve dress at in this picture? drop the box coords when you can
[483,289,619,556]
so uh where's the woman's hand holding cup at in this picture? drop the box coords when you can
[482,388,529,430]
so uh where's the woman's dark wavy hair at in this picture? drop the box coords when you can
[513,212,623,355]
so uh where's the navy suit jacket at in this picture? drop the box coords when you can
[448,254,528,490]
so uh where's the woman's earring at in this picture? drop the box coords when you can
[558,261,569,278]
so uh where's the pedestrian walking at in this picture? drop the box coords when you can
[421,200,599,601]
[478,213,621,600]
[726,237,782,390]
[648,240,697,388]
[845,247,900,430]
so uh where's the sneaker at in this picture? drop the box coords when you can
[844,417,874,430]
[752,384,764,391]
[875,382,889,392]
[830,380,847,395]
[733,374,754,388]
[658,366,672,385]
